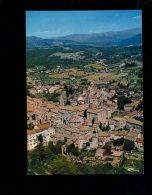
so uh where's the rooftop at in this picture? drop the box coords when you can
[136,138,144,143]
[110,103,117,107]
[36,122,51,130]
[87,108,102,114]
[127,118,143,126]
[125,110,138,118]
[114,130,128,136]
[125,130,140,138]
[27,129,41,135]
[98,131,110,137]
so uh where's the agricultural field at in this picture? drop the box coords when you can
[50,73,69,79]
[101,73,128,82]
[49,51,85,60]
[65,68,85,76]
[83,73,101,81]
[84,63,106,70]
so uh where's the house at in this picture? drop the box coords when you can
[125,130,141,142]
[104,106,111,118]
[49,133,65,145]
[29,88,38,95]
[78,134,90,149]
[89,137,98,150]
[112,130,128,140]
[82,121,89,126]
[87,108,108,122]
[27,129,41,150]
[79,126,92,136]
[131,101,140,109]
[124,110,139,119]
[100,118,109,128]
[108,119,115,131]
[68,117,81,127]
[27,123,55,150]
[135,138,144,151]
[124,101,140,113]
[70,99,77,107]
[124,104,134,112]
[55,122,65,133]
[98,131,111,147]
[35,122,55,143]
[111,150,123,157]
[113,117,126,130]
[126,118,143,131]
[115,145,124,151]
[110,103,118,113]
[138,110,143,118]
[95,148,105,159]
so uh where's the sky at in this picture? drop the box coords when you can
[26,10,142,38]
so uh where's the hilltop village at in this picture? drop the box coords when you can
[26,43,143,172]
[27,76,143,166]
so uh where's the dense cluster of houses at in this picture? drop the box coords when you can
[27,84,144,157]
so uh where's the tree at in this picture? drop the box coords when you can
[71,147,79,156]
[66,142,75,154]
[102,125,110,131]
[47,141,58,154]
[124,139,135,151]
[64,99,71,105]
[94,163,105,174]
[92,117,95,126]
[86,142,90,146]
[27,123,34,130]
[103,142,112,155]
[116,167,126,174]
[38,134,43,143]
[35,143,45,161]
[32,114,35,120]
[28,150,40,169]
[130,79,134,84]
[118,96,131,110]
[113,137,124,146]
[44,148,56,163]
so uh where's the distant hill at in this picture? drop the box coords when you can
[26,28,142,48]
[118,33,142,46]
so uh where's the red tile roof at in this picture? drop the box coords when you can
[82,122,89,126]
[136,138,143,143]
[110,103,117,107]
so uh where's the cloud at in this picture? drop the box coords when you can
[132,15,142,20]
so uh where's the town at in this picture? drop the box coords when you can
[27,45,143,174]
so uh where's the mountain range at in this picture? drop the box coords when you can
[26,28,142,48]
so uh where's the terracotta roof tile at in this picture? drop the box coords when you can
[36,122,51,130]
[136,138,144,143]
